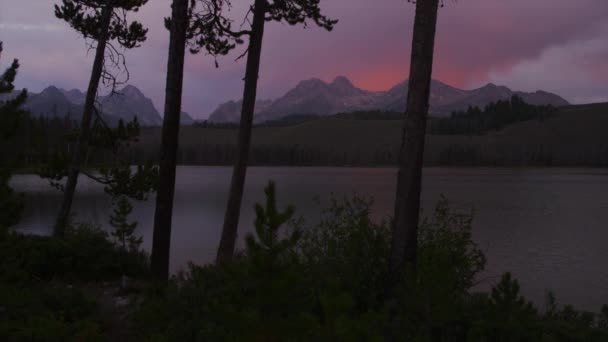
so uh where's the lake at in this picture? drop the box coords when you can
[10,166,608,312]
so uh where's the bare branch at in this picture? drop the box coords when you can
[234,46,249,62]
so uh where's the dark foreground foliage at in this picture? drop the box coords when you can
[0,223,148,283]
[133,183,608,341]
[1,182,607,341]
[0,223,148,341]
[0,283,103,342]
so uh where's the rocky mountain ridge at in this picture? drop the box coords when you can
[0,85,171,126]
[208,76,569,123]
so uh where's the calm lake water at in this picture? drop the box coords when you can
[10,167,608,311]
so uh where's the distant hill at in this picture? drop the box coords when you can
[60,88,86,104]
[181,111,195,125]
[208,76,569,123]
[25,86,83,120]
[208,99,273,123]
[96,85,163,126]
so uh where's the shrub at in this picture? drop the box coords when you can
[0,283,104,341]
[134,184,483,340]
[298,194,391,313]
[109,195,143,254]
[0,221,149,341]
[133,184,608,341]
[0,221,148,284]
[134,182,319,341]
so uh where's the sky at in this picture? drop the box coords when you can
[1,0,607,119]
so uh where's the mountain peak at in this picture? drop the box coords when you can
[38,86,69,102]
[41,85,61,94]
[479,82,509,91]
[328,75,366,97]
[61,88,86,104]
[331,76,353,86]
[120,85,144,98]
[295,78,326,89]
[99,84,162,125]
[469,83,511,95]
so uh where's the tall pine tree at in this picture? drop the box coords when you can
[150,0,240,280]
[150,0,190,281]
[389,0,441,281]
[216,0,337,264]
[53,0,149,237]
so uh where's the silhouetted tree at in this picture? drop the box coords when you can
[53,0,148,237]
[216,0,337,264]
[150,0,190,282]
[0,42,28,228]
[109,195,141,252]
[0,43,28,141]
[150,0,238,281]
[389,0,441,280]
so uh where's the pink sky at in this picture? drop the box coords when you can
[1,0,607,118]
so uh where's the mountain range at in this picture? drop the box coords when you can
[208,76,569,123]
[0,77,569,126]
[0,85,195,126]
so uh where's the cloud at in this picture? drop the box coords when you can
[487,22,608,104]
[0,23,64,32]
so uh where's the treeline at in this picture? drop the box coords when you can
[8,113,608,168]
[197,96,558,135]
[196,114,323,128]
[334,110,402,120]
[435,144,608,167]
[2,115,78,168]
[169,143,608,167]
[428,95,557,135]
[3,115,147,170]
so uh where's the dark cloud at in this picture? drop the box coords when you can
[2,0,607,118]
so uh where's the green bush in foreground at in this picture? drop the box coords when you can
[0,223,149,341]
[0,222,148,283]
[0,283,104,342]
[134,183,608,341]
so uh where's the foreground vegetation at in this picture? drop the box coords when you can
[131,184,608,341]
[0,222,148,341]
[2,182,605,341]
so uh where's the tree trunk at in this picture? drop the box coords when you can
[150,0,189,282]
[53,5,113,237]
[389,0,440,277]
[216,0,267,264]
